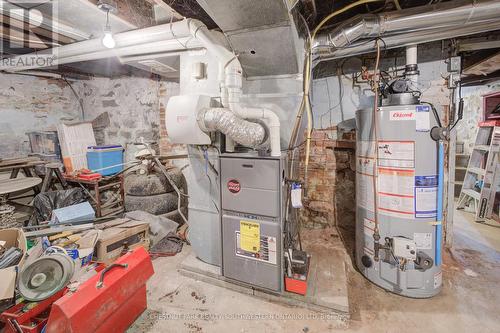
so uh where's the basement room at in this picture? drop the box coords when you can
[0,0,499,332]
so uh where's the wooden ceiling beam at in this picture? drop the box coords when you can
[1,14,76,45]
[0,25,54,49]
[463,51,500,76]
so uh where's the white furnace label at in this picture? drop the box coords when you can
[413,232,432,250]
[378,141,415,169]
[389,110,415,121]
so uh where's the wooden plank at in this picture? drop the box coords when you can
[1,14,75,44]
[458,38,500,52]
[463,51,500,76]
[0,157,42,167]
[24,224,95,238]
[0,177,42,195]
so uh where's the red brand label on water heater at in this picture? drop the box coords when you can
[389,110,415,121]
[227,179,241,194]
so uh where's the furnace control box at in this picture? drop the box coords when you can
[220,153,287,292]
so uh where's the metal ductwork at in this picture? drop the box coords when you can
[196,0,300,76]
[0,19,204,72]
[314,0,500,61]
[198,108,267,148]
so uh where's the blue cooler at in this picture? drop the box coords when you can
[86,145,124,176]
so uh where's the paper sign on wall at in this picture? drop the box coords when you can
[240,221,260,253]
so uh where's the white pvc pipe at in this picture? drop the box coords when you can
[406,45,418,65]
[406,44,418,83]
[243,107,281,157]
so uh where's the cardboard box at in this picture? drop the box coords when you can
[0,228,27,300]
[94,221,149,264]
[67,229,100,268]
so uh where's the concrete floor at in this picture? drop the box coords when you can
[130,209,500,333]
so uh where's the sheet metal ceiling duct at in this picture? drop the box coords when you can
[195,0,301,77]
[313,0,500,62]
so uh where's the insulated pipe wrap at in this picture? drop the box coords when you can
[314,0,500,59]
[199,108,267,148]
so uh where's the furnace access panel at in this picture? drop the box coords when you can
[220,153,286,292]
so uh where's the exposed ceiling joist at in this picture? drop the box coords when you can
[463,51,500,76]
[0,0,92,40]
[458,37,500,52]
[0,26,57,49]
[1,14,76,44]
[149,0,184,22]
[87,0,155,28]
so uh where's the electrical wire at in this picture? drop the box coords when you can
[63,77,85,120]
[296,0,386,185]
[421,101,443,128]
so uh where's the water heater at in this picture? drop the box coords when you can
[355,102,442,298]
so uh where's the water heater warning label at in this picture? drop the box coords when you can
[235,232,277,265]
[415,175,438,218]
[377,141,415,168]
[377,168,415,219]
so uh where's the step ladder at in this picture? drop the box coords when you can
[457,122,500,222]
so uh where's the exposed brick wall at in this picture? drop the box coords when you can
[299,128,356,229]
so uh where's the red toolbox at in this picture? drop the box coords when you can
[1,290,65,333]
[45,247,154,333]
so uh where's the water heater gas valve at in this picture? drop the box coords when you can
[391,237,417,261]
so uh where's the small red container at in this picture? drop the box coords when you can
[285,276,308,296]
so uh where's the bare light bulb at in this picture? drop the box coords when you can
[102,30,115,49]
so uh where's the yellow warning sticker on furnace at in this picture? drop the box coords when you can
[240,221,260,253]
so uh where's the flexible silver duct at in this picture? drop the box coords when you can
[313,0,500,61]
[198,108,267,148]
